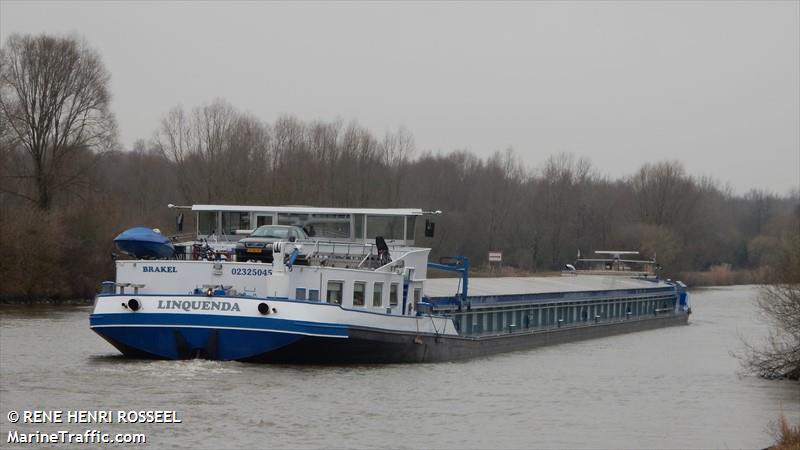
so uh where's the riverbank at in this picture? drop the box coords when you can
[0,297,94,306]
[434,263,766,288]
[0,265,763,305]
[678,264,767,287]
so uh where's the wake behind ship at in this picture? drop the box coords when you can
[90,204,690,363]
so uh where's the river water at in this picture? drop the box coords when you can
[1,285,798,449]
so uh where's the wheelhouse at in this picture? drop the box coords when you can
[187,205,424,245]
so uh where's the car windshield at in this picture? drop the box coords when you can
[250,226,290,238]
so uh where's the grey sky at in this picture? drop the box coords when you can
[2,1,798,195]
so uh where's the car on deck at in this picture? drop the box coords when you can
[234,225,309,262]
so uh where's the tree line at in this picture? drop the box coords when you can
[1,33,798,303]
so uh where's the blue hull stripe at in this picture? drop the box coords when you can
[92,326,304,360]
[90,313,348,338]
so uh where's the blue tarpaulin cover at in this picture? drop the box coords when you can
[114,227,175,258]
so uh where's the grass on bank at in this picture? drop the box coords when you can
[678,263,767,287]
[773,414,800,450]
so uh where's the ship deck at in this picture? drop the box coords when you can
[425,274,669,297]
[425,274,676,310]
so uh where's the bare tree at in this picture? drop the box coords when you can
[306,118,339,204]
[630,161,696,227]
[270,115,307,203]
[744,188,775,235]
[225,112,269,202]
[381,127,415,207]
[741,234,800,380]
[483,148,524,252]
[192,99,237,203]
[539,153,592,267]
[0,33,117,209]
[153,106,196,203]
[153,99,254,203]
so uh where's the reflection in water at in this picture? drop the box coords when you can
[1,286,798,449]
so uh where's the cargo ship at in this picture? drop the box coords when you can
[89,204,690,363]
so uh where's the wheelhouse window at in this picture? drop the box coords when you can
[277,212,352,239]
[295,288,306,301]
[389,283,399,307]
[278,213,309,227]
[198,211,217,235]
[326,281,343,305]
[406,216,416,241]
[354,214,365,239]
[255,214,273,227]
[222,211,250,235]
[367,216,404,240]
[373,282,383,307]
[353,282,366,307]
[307,214,351,239]
[308,289,319,301]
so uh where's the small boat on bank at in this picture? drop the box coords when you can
[90,204,690,363]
